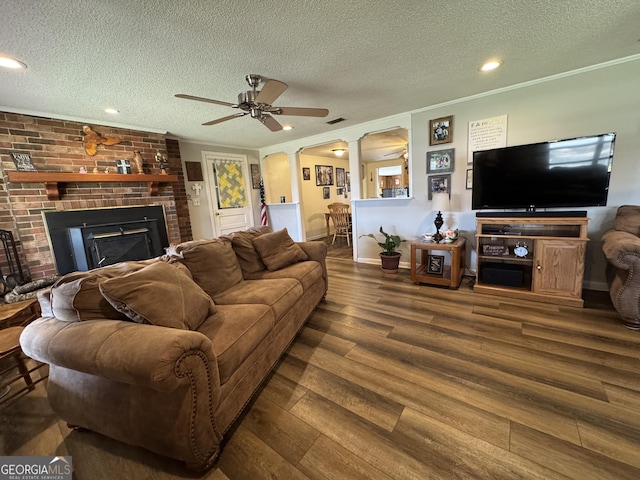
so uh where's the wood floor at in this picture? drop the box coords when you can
[1,258,639,480]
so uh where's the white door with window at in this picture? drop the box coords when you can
[203,152,254,236]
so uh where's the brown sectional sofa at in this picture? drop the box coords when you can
[20,227,327,469]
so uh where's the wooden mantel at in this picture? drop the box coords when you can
[6,171,179,200]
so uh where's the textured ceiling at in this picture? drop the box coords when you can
[1,0,639,153]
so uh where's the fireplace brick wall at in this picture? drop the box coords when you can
[0,112,191,280]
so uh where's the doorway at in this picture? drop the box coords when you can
[203,152,254,236]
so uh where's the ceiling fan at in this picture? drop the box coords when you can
[175,74,329,132]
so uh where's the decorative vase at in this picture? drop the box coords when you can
[380,252,401,274]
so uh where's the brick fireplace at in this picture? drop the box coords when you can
[0,112,192,281]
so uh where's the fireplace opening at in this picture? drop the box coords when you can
[69,222,158,271]
[43,206,170,275]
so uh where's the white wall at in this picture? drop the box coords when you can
[181,57,640,290]
[264,153,292,204]
[403,58,640,290]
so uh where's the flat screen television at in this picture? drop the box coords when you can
[472,133,616,211]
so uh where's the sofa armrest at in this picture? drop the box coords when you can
[298,241,328,292]
[602,229,640,270]
[20,317,221,395]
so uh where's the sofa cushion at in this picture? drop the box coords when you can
[225,226,272,275]
[99,262,216,330]
[244,261,323,292]
[197,304,274,384]
[252,228,308,271]
[212,278,303,324]
[50,261,150,322]
[173,238,243,297]
[614,205,640,236]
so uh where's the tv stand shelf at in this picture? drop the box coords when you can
[475,216,589,307]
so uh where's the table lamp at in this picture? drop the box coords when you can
[431,192,450,243]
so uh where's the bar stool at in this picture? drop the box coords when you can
[0,326,35,405]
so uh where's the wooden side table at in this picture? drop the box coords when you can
[0,298,40,328]
[410,237,466,289]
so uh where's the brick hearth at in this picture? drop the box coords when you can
[0,112,191,281]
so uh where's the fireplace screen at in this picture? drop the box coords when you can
[68,220,161,271]
[90,228,152,268]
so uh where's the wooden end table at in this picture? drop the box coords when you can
[0,298,41,328]
[410,237,466,289]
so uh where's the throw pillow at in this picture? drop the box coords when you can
[99,261,216,330]
[252,228,308,271]
[226,226,272,274]
[173,238,244,297]
[50,261,149,322]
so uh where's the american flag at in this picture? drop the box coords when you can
[259,179,268,226]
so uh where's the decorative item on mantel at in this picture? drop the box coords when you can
[431,192,450,243]
[155,151,168,174]
[81,126,122,156]
[132,151,144,174]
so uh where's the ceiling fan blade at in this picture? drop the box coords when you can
[202,112,246,126]
[272,106,329,117]
[175,94,235,108]
[255,79,288,105]
[261,114,283,132]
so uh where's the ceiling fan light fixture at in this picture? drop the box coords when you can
[332,148,346,157]
[480,59,502,72]
[104,108,119,114]
[0,56,27,70]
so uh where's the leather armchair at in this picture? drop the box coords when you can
[601,205,640,329]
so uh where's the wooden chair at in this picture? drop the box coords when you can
[328,203,352,245]
[0,326,36,405]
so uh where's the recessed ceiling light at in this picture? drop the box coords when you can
[282,125,293,131]
[0,56,27,70]
[104,108,119,114]
[480,59,502,72]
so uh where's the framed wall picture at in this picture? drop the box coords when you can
[323,186,330,199]
[466,169,473,189]
[250,164,261,189]
[302,167,311,180]
[185,161,204,181]
[427,174,451,200]
[336,167,345,187]
[427,255,445,275]
[315,165,334,186]
[427,149,455,174]
[429,115,453,145]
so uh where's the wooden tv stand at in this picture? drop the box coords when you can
[474,215,589,307]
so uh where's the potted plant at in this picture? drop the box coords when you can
[360,226,406,273]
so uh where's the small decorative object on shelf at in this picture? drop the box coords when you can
[10,152,36,171]
[133,151,144,174]
[514,241,529,258]
[116,159,131,174]
[155,151,168,174]
[427,255,445,275]
[92,167,99,174]
[482,244,509,256]
[443,229,459,243]
[79,167,87,174]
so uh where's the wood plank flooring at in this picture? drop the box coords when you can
[1,257,639,480]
